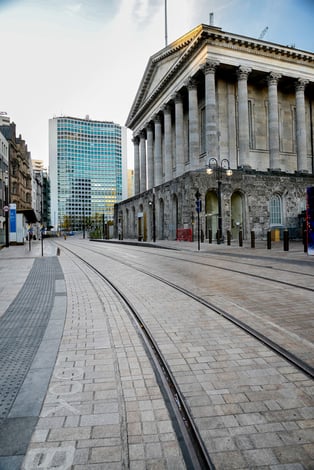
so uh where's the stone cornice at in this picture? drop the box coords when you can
[202,26,314,68]
[126,24,313,130]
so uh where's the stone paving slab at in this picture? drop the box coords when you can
[22,245,187,470]
[0,239,313,469]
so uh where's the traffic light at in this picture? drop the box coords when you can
[195,190,202,213]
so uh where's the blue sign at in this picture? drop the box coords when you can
[9,204,16,233]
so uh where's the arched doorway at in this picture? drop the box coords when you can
[231,191,243,239]
[205,190,218,240]
[171,194,178,240]
[138,204,144,241]
[132,206,136,239]
[159,198,165,240]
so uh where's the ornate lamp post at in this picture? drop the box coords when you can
[206,158,232,244]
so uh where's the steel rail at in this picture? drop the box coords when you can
[60,244,216,470]
[65,241,314,379]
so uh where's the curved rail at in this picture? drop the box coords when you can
[60,241,314,379]
[61,244,216,470]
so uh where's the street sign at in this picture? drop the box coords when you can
[3,205,9,212]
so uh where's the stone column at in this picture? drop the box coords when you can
[295,78,309,172]
[268,72,282,169]
[163,104,172,182]
[203,60,219,160]
[154,115,162,186]
[237,66,251,167]
[139,130,147,193]
[133,135,140,195]
[187,78,200,169]
[146,123,154,189]
[175,92,184,177]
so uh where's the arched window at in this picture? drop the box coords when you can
[270,195,282,225]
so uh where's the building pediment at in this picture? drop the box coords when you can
[126,24,213,128]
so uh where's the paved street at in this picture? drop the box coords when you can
[0,237,313,469]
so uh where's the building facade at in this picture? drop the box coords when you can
[32,160,51,238]
[49,116,127,232]
[116,24,314,242]
[0,129,9,245]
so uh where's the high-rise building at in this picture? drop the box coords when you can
[49,116,127,232]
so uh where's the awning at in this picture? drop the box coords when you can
[17,209,38,224]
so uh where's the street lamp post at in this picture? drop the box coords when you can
[4,172,9,247]
[206,158,232,244]
[148,189,156,242]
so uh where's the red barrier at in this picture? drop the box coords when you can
[176,228,192,242]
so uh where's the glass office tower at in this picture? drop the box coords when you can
[49,116,127,232]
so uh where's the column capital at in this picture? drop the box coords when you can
[162,103,172,114]
[186,78,198,90]
[153,113,161,123]
[237,66,251,81]
[146,121,154,132]
[140,129,146,139]
[132,135,140,145]
[174,91,182,103]
[267,72,282,86]
[201,60,219,75]
[295,78,309,92]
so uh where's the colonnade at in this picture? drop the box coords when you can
[132,61,310,195]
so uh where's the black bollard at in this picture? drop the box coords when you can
[267,230,271,249]
[283,229,289,251]
[227,230,231,246]
[303,229,307,253]
[251,230,255,249]
[208,229,212,244]
[239,230,243,247]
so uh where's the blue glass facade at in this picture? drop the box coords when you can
[53,117,123,230]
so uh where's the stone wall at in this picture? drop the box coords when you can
[115,170,314,242]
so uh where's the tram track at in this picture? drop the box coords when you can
[53,240,314,469]
[59,242,215,470]
[56,240,314,378]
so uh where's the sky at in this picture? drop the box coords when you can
[0,0,313,168]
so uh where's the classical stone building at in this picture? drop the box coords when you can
[115,24,314,242]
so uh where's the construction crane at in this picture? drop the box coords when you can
[259,26,269,40]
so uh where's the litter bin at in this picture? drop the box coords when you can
[271,228,280,242]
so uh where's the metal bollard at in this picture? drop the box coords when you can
[303,229,307,253]
[267,230,271,249]
[208,229,212,244]
[239,230,243,247]
[283,229,289,251]
[227,230,231,246]
[57,247,60,256]
[251,230,255,248]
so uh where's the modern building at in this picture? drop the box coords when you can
[115,23,314,242]
[49,116,127,233]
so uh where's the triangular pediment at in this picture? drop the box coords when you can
[126,24,207,127]
[144,48,183,101]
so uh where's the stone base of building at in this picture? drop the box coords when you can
[115,169,314,243]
